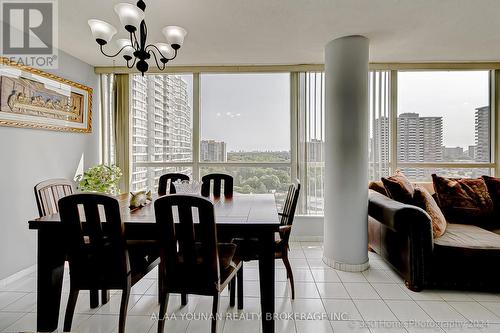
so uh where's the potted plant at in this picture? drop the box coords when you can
[76,164,122,195]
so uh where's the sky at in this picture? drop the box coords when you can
[200,73,290,152]
[398,71,490,149]
[180,71,488,152]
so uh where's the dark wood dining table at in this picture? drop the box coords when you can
[28,193,280,333]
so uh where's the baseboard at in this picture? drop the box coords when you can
[289,236,324,242]
[0,265,36,287]
[322,256,370,272]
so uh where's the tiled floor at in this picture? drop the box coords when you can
[1,242,500,332]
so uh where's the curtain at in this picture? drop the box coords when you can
[113,74,130,193]
[100,73,115,166]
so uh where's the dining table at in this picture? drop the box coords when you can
[28,193,281,333]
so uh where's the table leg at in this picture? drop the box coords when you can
[37,229,66,332]
[258,233,275,333]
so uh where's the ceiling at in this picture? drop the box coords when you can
[59,0,500,67]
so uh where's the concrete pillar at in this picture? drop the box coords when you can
[323,35,370,272]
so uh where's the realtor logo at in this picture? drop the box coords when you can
[1,0,58,68]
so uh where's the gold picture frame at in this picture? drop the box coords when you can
[0,57,92,133]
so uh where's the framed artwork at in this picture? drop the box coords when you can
[0,57,92,133]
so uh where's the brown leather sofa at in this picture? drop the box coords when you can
[368,182,500,292]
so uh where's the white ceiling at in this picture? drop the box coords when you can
[59,0,500,67]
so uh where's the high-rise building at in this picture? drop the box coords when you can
[131,75,192,192]
[200,140,227,162]
[442,146,464,160]
[397,113,443,179]
[475,106,490,162]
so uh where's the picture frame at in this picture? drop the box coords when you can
[0,57,92,133]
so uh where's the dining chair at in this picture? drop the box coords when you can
[201,173,233,198]
[158,173,190,195]
[34,178,105,307]
[233,180,301,299]
[59,193,160,333]
[154,194,242,333]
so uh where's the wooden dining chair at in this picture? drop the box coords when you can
[233,180,301,299]
[34,178,105,308]
[154,194,242,333]
[201,173,233,198]
[59,193,160,333]
[158,173,190,196]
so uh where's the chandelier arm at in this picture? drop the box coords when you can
[99,44,134,58]
[131,31,140,49]
[126,56,137,69]
[145,44,178,61]
[147,48,166,71]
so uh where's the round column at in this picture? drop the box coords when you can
[323,35,370,272]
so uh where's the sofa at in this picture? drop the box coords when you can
[368,181,500,292]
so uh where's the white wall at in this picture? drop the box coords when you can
[0,51,99,280]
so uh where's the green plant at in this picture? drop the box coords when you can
[76,164,122,195]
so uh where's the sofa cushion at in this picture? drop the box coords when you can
[369,181,388,196]
[413,186,447,238]
[434,224,500,249]
[382,170,415,204]
[432,174,494,226]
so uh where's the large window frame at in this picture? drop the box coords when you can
[100,64,500,216]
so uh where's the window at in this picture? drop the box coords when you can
[397,71,492,180]
[200,73,291,205]
[130,74,193,192]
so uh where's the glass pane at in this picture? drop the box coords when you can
[131,74,193,164]
[131,166,192,193]
[200,166,291,208]
[397,71,490,163]
[200,73,290,162]
[298,72,325,215]
[398,167,492,182]
[369,71,391,180]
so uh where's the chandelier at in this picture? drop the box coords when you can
[88,0,187,75]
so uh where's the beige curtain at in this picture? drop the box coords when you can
[113,74,130,194]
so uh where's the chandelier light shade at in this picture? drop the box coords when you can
[88,0,187,75]
[113,3,145,32]
[88,19,117,45]
[162,26,187,49]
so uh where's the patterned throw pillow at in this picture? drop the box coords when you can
[432,174,494,226]
[369,181,388,196]
[381,170,415,204]
[413,186,447,238]
[482,176,500,214]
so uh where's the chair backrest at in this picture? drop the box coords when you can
[154,194,220,293]
[201,173,233,198]
[34,178,74,217]
[58,193,129,288]
[279,180,301,245]
[158,173,190,195]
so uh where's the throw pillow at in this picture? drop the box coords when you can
[381,170,414,204]
[413,186,447,238]
[369,181,388,196]
[482,175,500,214]
[432,174,494,226]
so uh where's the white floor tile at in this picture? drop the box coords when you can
[371,284,411,300]
[448,301,500,323]
[385,300,433,322]
[336,271,368,283]
[344,283,380,300]
[291,298,326,314]
[369,322,408,333]
[291,269,315,282]
[293,282,321,299]
[4,312,36,332]
[362,270,393,283]
[223,319,261,333]
[110,315,155,333]
[353,300,398,322]
[0,311,27,330]
[323,299,363,321]
[416,301,466,322]
[0,291,27,310]
[478,302,500,317]
[331,321,370,332]
[311,269,341,283]
[317,282,350,299]
[295,319,333,333]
